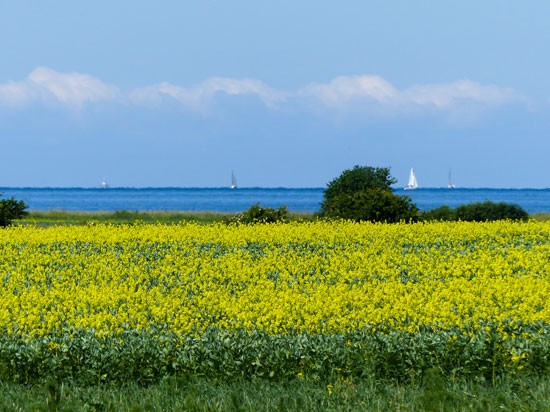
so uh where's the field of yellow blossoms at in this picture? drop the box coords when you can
[1,220,550,383]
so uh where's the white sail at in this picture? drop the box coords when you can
[404,168,418,190]
[447,169,456,189]
[231,171,237,189]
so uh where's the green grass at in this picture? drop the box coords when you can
[20,210,231,226]
[16,209,549,227]
[18,210,315,226]
[531,212,550,221]
[2,374,550,411]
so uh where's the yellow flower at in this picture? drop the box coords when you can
[0,220,548,338]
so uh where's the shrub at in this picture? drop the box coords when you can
[0,195,28,227]
[226,203,289,224]
[421,206,456,221]
[454,201,528,222]
[324,188,419,223]
[422,201,528,222]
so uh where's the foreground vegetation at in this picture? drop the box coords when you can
[3,218,550,409]
[2,220,550,384]
[3,374,550,411]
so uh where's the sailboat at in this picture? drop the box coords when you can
[447,169,456,189]
[101,179,108,189]
[230,171,237,189]
[404,168,418,190]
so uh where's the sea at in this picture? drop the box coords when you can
[2,187,550,214]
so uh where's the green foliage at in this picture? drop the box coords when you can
[320,166,418,222]
[421,205,456,221]
[455,201,528,222]
[323,188,419,223]
[0,195,28,227]
[226,203,289,224]
[1,322,550,386]
[321,165,396,213]
[422,202,529,222]
[417,367,455,410]
[3,375,550,411]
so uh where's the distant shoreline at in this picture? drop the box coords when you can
[18,209,550,227]
[2,187,550,190]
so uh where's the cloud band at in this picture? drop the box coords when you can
[0,67,522,114]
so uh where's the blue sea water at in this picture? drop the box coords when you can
[1,187,550,214]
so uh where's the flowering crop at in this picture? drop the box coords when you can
[1,220,550,383]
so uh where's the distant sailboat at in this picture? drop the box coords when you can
[447,169,456,189]
[230,171,237,189]
[404,168,418,190]
[101,179,108,189]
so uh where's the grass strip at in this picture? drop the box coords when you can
[1,374,550,411]
[19,210,315,226]
[16,210,550,227]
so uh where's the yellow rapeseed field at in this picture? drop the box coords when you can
[1,220,549,338]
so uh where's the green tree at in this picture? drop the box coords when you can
[321,166,418,222]
[321,165,396,213]
[0,195,28,227]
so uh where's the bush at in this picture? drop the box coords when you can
[421,206,456,221]
[422,201,528,222]
[226,203,289,224]
[321,165,396,214]
[455,201,528,222]
[324,189,419,223]
[320,166,418,222]
[0,195,28,227]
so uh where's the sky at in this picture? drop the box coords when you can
[1,1,549,188]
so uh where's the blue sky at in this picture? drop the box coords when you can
[1,1,549,188]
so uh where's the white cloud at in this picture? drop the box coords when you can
[297,76,520,112]
[129,77,285,108]
[0,67,119,109]
[298,75,401,107]
[0,80,40,106]
[0,67,524,115]
[403,80,518,108]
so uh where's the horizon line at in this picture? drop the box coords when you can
[2,186,550,190]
